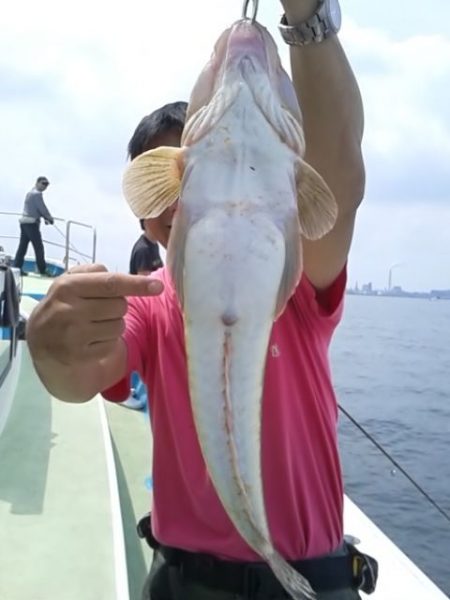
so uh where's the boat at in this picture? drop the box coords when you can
[0,212,448,599]
[0,262,22,439]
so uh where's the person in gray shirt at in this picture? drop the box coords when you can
[13,176,54,276]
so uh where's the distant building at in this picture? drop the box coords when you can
[430,289,450,300]
[390,285,403,295]
[345,280,446,300]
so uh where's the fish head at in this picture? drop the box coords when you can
[183,19,304,154]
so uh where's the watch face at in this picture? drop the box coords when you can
[326,0,342,31]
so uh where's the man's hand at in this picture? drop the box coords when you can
[27,263,163,365]
[26,264,163,401]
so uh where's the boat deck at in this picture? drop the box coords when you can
[0,271,448,599]
[21,271,57,300]
[0,344,152,600]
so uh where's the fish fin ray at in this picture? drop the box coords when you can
[222,331,274,550]
[266,550,317,600]
[167,203,192,307]
[275,216,302,319]
[122,146,183,218]
[209,333,316,600]
[297,160,338,240]
[225,365,315,600]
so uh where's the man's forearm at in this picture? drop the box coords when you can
[282,1,365,212]
[283,0,320,21]
[36,196,53,222]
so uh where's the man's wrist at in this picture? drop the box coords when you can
[281,0,319,24]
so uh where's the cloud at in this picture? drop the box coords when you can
[342,23,450,204]
[344,0,450,39]
[0,0,286,273]
[0,1,449,288]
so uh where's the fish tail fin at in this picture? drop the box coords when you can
[265,550,317,600]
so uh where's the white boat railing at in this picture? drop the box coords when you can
[0,211,97,271]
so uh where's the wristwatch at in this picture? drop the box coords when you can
[279,0,342,46]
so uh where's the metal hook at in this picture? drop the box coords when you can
[241,0,259,23]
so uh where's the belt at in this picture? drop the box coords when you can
[160,544,354,595]
[137,513,378,596]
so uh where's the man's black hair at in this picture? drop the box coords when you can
[128,101,188,160]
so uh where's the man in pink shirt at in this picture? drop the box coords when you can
[26,1,374,598]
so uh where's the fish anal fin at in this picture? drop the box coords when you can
[122,146,184,219]
[297,160,338,241]
[275,215,303,319]
[167,203,192,307]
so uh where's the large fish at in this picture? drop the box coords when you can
[123,16,337,600]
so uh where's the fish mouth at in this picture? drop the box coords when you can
[226,20,267,69]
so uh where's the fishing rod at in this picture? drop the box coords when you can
[338,403,450,525]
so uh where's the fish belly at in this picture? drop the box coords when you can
[184,211,284,547]
[182,210,316,600]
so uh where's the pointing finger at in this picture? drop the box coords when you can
[61,272,164,299]
[67,263,108,275]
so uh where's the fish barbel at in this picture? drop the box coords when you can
[123,17,337,600]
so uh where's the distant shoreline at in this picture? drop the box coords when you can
[346,290,450,300]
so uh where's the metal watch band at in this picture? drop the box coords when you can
[279,13,332,46]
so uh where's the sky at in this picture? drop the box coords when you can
[0,1,449,292]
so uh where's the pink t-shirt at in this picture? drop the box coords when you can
[103,266,346,561]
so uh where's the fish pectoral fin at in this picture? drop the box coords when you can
[122,146,184,218]
[296,160,338,241]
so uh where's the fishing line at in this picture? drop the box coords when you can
[338,403,450,525]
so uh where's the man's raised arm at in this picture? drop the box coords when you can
[280,0,365,290]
